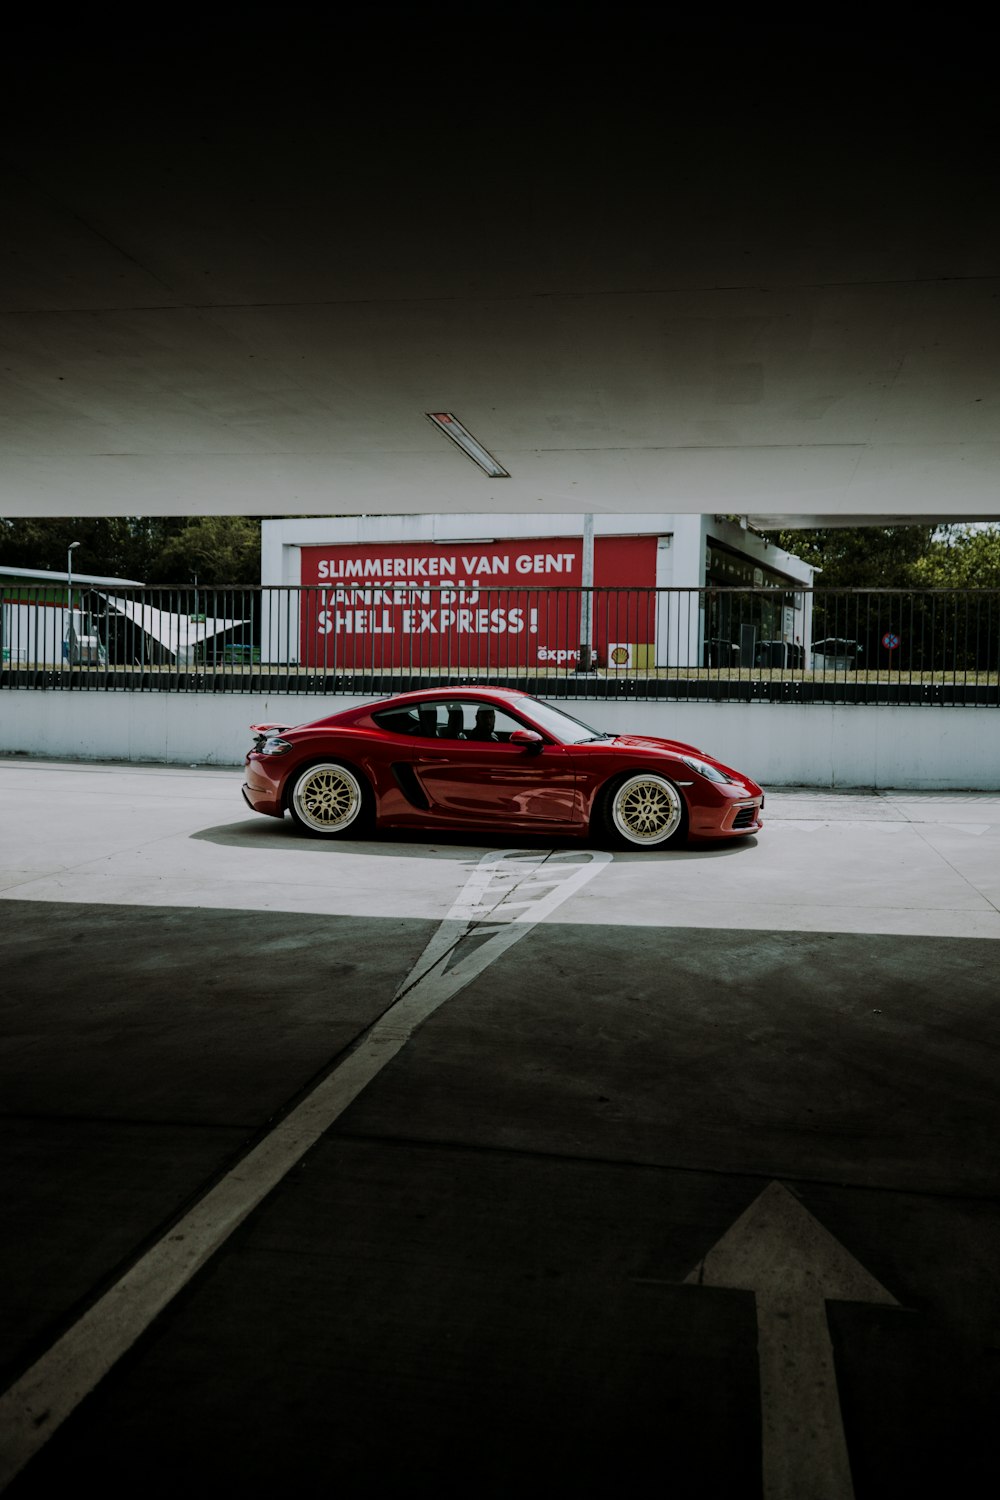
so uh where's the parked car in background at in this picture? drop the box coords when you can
[65,611,107,666]
[811,638,863,670]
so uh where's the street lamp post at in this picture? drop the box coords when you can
[66,541,80,665]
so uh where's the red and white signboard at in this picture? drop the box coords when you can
[299,536,657,670]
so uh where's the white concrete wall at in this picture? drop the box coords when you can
[1,691,997,790]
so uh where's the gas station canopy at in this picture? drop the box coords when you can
[99,596,248,661]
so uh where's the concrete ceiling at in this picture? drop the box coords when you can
[2,16,998,526]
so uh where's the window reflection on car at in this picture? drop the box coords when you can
[510,698,613,744]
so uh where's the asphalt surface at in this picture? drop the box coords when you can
[1,760,998,1497]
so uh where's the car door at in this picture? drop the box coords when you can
[412,701,581,826]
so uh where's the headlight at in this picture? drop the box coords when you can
[679,754,731,783]
[258,737,293,755]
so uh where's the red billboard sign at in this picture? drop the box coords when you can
[298,536,657,671]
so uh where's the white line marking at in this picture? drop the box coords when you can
[0,847,611,1490]
[684,1182,901,1500]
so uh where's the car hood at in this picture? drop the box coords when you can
[610,735,760,790]
[611,734,711,757]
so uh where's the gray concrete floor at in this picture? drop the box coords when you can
[1,760,998,1496]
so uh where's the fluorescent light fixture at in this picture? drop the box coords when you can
[426,412,510,478]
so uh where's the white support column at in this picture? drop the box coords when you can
[655,535,673,667]
[260,542,302,667]
[578,513,594,671]
[662,516,709,669]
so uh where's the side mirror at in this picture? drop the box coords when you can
[510,729,544,753]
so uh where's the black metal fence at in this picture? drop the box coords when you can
[2,584,998,705]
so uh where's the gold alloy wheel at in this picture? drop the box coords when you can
[291,762,363,835]
[610,773,683,846]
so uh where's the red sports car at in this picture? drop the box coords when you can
[242,687,763,849]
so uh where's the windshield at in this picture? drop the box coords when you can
[512,697,612,745]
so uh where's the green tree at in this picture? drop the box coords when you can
[152,516,261,585]
[0,517,178,580]
[761,525,937,587]
[759,524,1000,672]
[0,516,261,584]
[910,525,1000,588]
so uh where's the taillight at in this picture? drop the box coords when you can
[256,736,293,755]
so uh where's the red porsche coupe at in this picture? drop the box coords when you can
[242,687,763,849]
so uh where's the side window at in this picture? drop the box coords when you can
[372,706,425,736]
[439,703,468,739]
[491,707,528,742]
[374,702,537,743]
[461,705,526,743]
[415,704,442,738]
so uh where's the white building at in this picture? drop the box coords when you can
[260,514,817,673]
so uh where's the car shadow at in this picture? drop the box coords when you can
[606,836,758,862]
[192,821,590,857]
[192,820,757,860]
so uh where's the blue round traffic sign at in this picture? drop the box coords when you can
[882,632,900,649]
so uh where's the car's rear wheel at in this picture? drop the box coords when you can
[288,761,370,838]
[599,772,687,849]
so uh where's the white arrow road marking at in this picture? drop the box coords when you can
[0,847,610,1491]
[404,850,612,1004]
[684,1181,901,1500]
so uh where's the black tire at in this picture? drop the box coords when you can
[596,771,688,850]
[287,761,372,839]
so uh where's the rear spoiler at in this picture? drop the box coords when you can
[249,721,293,752]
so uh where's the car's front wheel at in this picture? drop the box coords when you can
[599,772,687,849]
[287,761,370,838]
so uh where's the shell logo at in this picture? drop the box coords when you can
[608,643,633,668]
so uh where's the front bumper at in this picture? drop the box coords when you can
[725,798,764,834]
[689,791,764,838]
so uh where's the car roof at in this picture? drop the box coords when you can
[367,686,531,710]
[306,686,540,732]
